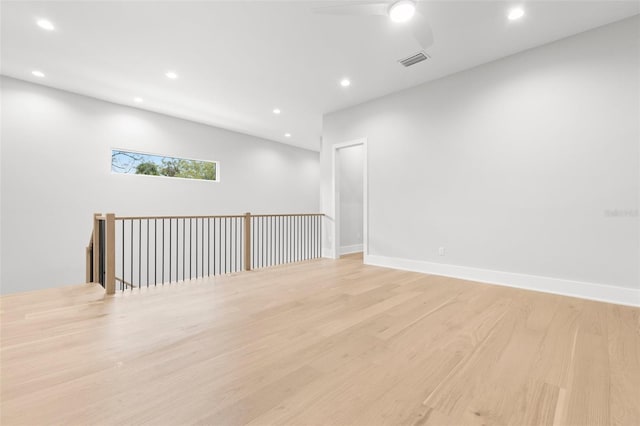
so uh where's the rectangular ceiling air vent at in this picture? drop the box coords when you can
[399,52,430,67]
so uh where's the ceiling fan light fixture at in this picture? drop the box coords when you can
[388,0,416,23]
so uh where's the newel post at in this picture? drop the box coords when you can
[92,213,101,283]
[104,213,116,295]
[244,212,251,271]
[85,246,92,284]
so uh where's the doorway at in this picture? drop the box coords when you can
[332,138,367,260]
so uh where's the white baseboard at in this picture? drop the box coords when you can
[364,254,640,308]
[322,247,336,259]
[340,244,363,255]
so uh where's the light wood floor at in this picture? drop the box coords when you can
[1,254,639,425]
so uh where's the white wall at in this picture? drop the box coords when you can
[338,144,364,254]
[1,77,320,294]
[321,16,639,305]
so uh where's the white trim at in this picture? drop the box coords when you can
[364,254,640,307]
[332,138,368,260]
[322,248,335,259]
[340,244,364,255]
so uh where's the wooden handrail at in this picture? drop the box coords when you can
[249,213,324,218]
[115,215,246,220]
[112,213,323,220]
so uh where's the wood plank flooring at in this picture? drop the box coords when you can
[1,254,639,425]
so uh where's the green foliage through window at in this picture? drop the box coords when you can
[111,150,218,181]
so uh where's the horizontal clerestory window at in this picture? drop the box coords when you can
[111,149,218,182]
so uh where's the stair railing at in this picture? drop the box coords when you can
[87,212,323,294]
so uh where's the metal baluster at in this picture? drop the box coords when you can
[233,217,240,272]
[223,218,227,274]
[298,216,301,261]
[265,217,269,267]
[182,218,185,281]
[319,216,322,259]
[288,216,291,263]
[229,217,234,272]
[154,219,157,285]
[121,220,125,291]
[308,216,311,260]
[280,217,282,264]
[263,217,266,268]
[239,217,243,271]
[146,220,149,287]
[130,220,134,289]
[299,216,302,261]
[262,217,265,268]
[202,218,205,277]
[267,216,271,267]
[294,216,298,262]
[195,218,198,279]
[138,219,141,288]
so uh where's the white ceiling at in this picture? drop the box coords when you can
[2,1,638,151]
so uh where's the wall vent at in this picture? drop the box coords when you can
[399,51,430,67]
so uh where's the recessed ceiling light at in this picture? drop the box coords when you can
[508,8,525,21]
[36,19,55,31]
[31,70,45,78]
[284,133,291,138]
[165,71,178,79]
[134,97,143,103]
[273,108,281,114]
[388,0,416,23]
[340,78,351,87]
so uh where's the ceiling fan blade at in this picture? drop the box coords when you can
[312,2,389,16]
[411,11,434,49]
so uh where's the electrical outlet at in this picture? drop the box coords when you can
[438,247,445,256]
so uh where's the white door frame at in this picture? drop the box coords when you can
[332,138,368,259]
